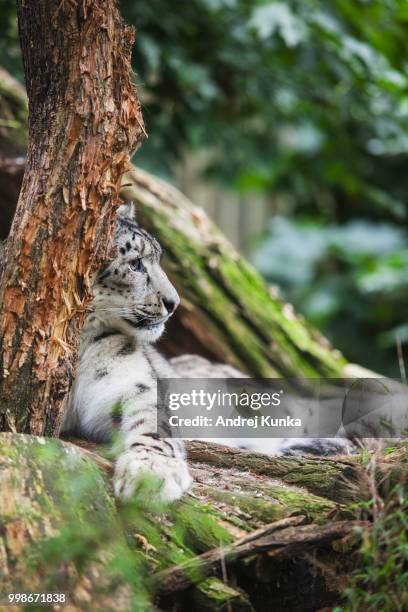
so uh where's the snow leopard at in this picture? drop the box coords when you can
[61,203,353,503]
[61,202,192,502]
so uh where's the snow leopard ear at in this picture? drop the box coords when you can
[116,202,137,222]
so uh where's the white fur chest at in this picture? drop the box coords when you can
[63,333,155,441]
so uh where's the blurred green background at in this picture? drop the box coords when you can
[1,0,408,376]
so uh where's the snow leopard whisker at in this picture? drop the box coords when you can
[95,309,154,318]
[95,305,147,312]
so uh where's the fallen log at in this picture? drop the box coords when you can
[154,519,368,598]
[63,432,366,612]
[66,435,408,511]
[187,440,361,504]
[120,167,348,378]
[68,443,348,532]
[5,432,407,611]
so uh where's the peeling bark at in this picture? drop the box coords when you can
[0,2,145,435]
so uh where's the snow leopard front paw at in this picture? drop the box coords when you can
[114,449,192,503]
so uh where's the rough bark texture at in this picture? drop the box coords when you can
[186,441,363,505]
[0,3,145,435]
[2,432,387,611]
[120,168,348,378]
[154,519,367,602]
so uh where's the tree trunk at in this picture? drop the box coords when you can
[0,3,145,435]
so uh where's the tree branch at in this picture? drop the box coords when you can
[153,519,368,597]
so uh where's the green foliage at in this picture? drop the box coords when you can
[20,440,151,610]
[339,481,408,611]
[0,0,22,80]
[120,0,408,221]
[251,216,408,375]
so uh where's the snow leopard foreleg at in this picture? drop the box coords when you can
[113,384,192,502]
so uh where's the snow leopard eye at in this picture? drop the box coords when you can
[129,258,145,273]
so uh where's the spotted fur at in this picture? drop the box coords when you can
[61,203,192,502]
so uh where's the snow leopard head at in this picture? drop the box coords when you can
[92,202,179,343]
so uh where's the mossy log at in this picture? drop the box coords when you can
[120,167,347,378]
[68,437,353,526]
[4,433,407,610]
[69,436,408,518]
[187,440,361,505]
[0,433,143,611]
[65,437,374,611]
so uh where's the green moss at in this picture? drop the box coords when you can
[134,193,347,378]
[265,483,343,522]
[206,487,285,523]
[0,434,150,610]
[195,449,360,505]
[190,577,254,612]
[278,460,359,503]
[203,480,338,525]
[172,498,233,553]
[122,495,233,575]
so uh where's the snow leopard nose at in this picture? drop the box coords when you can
[162,297,178,315]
